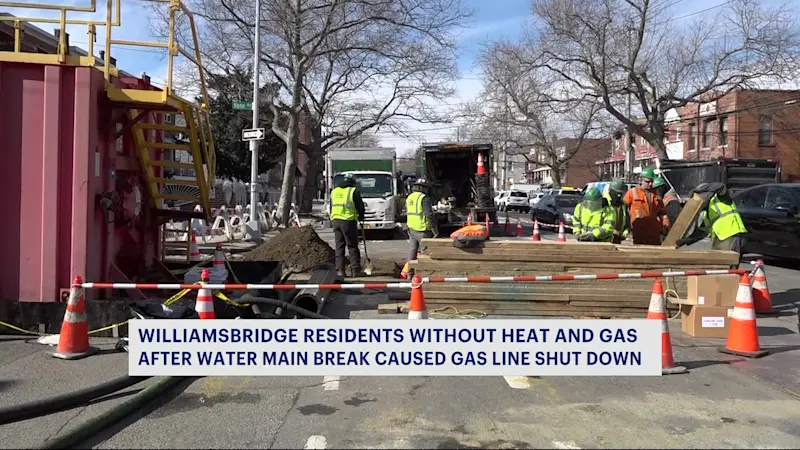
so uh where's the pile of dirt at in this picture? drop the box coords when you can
[363,258,403,278]
[241,225,335,272]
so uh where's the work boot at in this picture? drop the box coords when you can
[350,268,367,278]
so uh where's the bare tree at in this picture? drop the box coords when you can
[150,0,470,223]
[524,0,800,160]
[331,132,383,148]
[464,40,610,187]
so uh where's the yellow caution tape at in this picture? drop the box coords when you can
[0,283,196,336]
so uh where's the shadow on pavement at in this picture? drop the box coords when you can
[680,359,732,370]
[771,289,800,308]
[758,326,797,337]
[0,379,20,393]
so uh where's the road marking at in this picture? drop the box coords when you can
[322,376,340,391]
[503,376,531,389]
[552,441,581,449]
[305,435,327,449]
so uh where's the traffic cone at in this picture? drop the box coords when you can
[52,276,98,360]
[408,274,427,320]
[647,280,687,375]
[189,231,202,262]
[196,269,216,320]
[532,220,541,241]
[751,261,773,314]
[467,211,473,226]
[213,243,225,270]
[400,252,420,280]
[516,220,523,237]
[476,153,486,175]
[557,221,567,242]
[719,274,769,358]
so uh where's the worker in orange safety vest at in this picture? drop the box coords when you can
[623,167,668,245]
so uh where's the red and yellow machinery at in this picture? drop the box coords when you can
[0,0,215,304]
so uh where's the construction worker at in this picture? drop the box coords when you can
[604,180,630,244]
[676,183,748,267]
[624,167,668,245]
[653,176,682,233]
[572,188,617,242]
[330,173,366,278]
[406,178,438,262]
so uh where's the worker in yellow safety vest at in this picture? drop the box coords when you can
[676,183,748,267]
[405,178,438,262]
[604,179,630,244]
[572,188,617,242]
[329,173,366,278]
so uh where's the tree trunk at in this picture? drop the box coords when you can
[277,115,300,226]
[299,153,322,214]
[550,166,562,188]
[652,138,669,161]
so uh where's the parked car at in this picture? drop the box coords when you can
[497,189,530,212]
[531,193,582,227]
[733,183,800,261]
[528,192,546,208]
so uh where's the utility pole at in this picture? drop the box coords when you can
[623,24,635,181]
[502,94,510,190]
[246,0,262,241]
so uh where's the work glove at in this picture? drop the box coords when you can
[578,233,596,242]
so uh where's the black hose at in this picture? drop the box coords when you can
[243,296,332,319]
[39,376,185,450]
[0,375,150,426]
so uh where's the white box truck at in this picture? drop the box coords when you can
[325,148,400,235]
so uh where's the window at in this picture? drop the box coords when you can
[759,114,773,146]
[735,187,767,208]
[765,188,795,209]
[688,124,696,150]
[676,128,683,141]
[664,131,670,144]
[719,117,728,146]
[702,120,712,148]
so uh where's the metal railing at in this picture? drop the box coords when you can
[0,0,216,205]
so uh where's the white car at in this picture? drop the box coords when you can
[528,192,545,208]
[497,190,530,212]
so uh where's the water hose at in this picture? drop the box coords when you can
[38,376,186,450]
[0,375,150,426]
[243,296,331,319]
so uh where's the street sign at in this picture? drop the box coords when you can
[232,101,252,111]
[242,128,265,141]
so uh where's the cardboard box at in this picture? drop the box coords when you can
[686,274,739,306]
[681,305,733,338]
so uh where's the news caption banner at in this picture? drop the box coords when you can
[129,320,662,377]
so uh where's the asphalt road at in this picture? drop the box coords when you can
[2,212,799,449]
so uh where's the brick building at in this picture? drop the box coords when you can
[597,89,800,181]
[526,138,610,188]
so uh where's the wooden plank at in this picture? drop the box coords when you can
[377,302,409,314]
[663,193,708,247]
[425,249,738,266]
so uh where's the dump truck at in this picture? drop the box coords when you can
[654,158,781,202]
[417,142,497,231]
[326,148,401,234]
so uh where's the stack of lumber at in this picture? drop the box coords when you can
[409,239,739,318]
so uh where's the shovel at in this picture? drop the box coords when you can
[360,222,373,276]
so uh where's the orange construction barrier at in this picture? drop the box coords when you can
[532,220,541,241]
[719,274,769,358]
[647,280,687,375]
[751,262,773,314]
[196,269,216,320]
[52,276,98,360]
[408,274,427,320]
[515,220,523,237]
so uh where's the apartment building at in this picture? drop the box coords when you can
[597,89,800,181]
[526,138,610,187]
